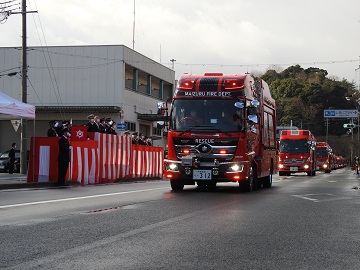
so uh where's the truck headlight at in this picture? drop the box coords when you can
[166,163,179,172]
[304,164,309,169]
[229,164,244,172]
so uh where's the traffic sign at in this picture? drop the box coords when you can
[116,123,127,130]
[324,109,358,118]
[343,123,356,128]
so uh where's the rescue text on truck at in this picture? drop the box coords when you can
[161,73,277,191]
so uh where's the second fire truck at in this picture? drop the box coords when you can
[278,129,317,176]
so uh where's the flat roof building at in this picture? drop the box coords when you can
[0,45,175,151]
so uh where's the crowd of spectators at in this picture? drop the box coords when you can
[47,114,152,146]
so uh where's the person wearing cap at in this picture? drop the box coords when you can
[86,114,99,133]
[138,133,146,145]
[124,130,130,137]
[132,132,139,144]
[99,117,106,133]
[106,120,117,135]
[58,127,71,186]
[94,115,100,129]
[47,120,59,137]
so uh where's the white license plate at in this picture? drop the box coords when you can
[290,167,298,172]
[193,170,212,180]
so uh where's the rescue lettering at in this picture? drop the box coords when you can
[195,139,215,144]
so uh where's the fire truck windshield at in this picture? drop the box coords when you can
[170,99,245,132]
[316,148,328,157]
[280,139,309,153]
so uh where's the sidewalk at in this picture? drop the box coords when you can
[0,173,57,190]
[0,173,164,190]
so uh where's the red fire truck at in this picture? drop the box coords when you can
[163,73,277,191]
[316,142,333,173]
[278,130,317,176]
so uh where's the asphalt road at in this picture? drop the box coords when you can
[1,169,360,269]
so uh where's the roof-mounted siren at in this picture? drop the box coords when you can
[204,73,223,76]
[223,78,245,90]
[177,78,195,90]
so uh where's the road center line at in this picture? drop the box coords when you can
[0,187,168,209]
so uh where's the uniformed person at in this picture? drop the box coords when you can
[99,117,106,133]
[86,114,99,132]
[47,120,59,137]
[107,120,117,135]
[58,127,71,186]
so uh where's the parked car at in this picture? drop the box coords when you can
[0,150,20,173]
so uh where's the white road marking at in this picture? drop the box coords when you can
[0,187,168,209]
[292,193,352,203]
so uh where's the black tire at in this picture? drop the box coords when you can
[170,180,184,191]
[240,165,255,192]
[262,162,273,188]
[263,172,273,188]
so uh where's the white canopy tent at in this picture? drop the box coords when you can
[0,91,35,119]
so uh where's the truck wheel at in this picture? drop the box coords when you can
[170,180,184,191]
[263,163,273,188]
[263,174,272,188]
[240,166,254,192]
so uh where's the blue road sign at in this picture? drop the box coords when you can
[116,123,127,130]
[324,110,358,118]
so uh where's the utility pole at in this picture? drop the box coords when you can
[20,0,27,174]
[6,1,37,174]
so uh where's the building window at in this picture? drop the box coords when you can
[153,127,162,136]
[125,121,136,132]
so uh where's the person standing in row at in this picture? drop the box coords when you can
[47,120,59,137]
[58,127,71,186]
[8,142,16,174]
[86,114,99,132]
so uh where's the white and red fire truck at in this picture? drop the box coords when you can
[278,129,317,176]
[316,141,333,173]
[163,73,277,191]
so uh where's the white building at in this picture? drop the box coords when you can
[0,45,175,151]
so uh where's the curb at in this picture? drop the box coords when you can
[0,178,165,190]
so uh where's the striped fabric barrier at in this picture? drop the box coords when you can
[132,145,164,178]
[27,137,99,183]
[94,133,132,183]
[27,137,59,183]
[27,134,164,184]
[70,140,99,184]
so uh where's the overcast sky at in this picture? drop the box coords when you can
[1,0,360,84]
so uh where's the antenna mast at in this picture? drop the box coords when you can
[132,0,135,50]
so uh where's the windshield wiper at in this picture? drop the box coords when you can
[179,126,200,136]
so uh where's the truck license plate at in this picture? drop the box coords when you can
[193,170,212,180]
[290,167,298,172]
